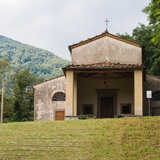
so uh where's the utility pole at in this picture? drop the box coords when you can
[1,79,4,123]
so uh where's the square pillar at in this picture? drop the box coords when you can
[73,74,77,116]
[65,70,77,117]
[134,70,143,116]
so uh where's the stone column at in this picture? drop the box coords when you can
[134,70,143,116]
[73,74,77,116]
[65,70,74,116]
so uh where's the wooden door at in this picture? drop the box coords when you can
[101,97,114,118]
[55,111,65,120]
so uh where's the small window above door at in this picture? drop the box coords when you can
[52,92,66,101]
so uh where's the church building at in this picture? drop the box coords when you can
[33,31,160,121]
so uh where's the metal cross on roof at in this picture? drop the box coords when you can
[104,19,109,31]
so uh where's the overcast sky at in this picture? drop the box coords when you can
[0,0,150,60]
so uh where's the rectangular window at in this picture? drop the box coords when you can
[121,103,132,114]
[83,104,94,115]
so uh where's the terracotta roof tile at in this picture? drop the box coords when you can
[63,61,143,70]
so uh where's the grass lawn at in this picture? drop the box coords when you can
[0,117,160,159]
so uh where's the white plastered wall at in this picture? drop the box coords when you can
[72,36,142,65]
[77,78,134,117]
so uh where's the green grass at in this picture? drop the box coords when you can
[0,117,160,159]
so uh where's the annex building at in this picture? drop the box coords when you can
[33,31,160,121]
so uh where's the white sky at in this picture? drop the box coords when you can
[0,0,150,60]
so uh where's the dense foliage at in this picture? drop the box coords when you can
[0,36,70,81]
[0,69,40,122]
[117,24,160,75]
[143,0,160,44]
[12,69,39,122]
[0,57,10,78]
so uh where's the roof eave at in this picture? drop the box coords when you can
[63,66,144,72]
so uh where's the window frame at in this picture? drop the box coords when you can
[120,103,132,114]
[83,104,94,115]
[52,92,66,101]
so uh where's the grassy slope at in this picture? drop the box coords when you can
[0,117,160,160]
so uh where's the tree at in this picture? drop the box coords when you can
[143,0,160,44]
[0,58,10,78]
[12,68,39,121]
[0,58,10,123]
[117,0,160,76]
[131,24,159,73]
[0,93,14,122]
[117,23,160,75]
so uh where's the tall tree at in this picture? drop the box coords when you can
[0,58,10,123]
[117,24,155,73]
[0,58,10,78]
[143,0,160,44]
[12,68,39,121]
[118,0,160,76]
[131,24,159,73]
[118,23,160,76]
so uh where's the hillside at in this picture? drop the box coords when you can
[0,117,159,159]
[0,35,70,80]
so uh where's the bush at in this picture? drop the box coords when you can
[114,114,124,118]
[21,118,28,122]
[78,115,87,120]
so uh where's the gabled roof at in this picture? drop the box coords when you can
[33,75,64,88]
[68,31,143,52]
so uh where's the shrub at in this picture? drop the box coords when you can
[114,114,124,118]
[78,114,87,120]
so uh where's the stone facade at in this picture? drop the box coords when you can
[34,76,66,121]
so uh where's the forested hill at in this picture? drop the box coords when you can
[0,35,70,80]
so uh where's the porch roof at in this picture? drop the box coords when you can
[63,61,144,73]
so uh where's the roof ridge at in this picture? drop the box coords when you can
[68,32,142,52]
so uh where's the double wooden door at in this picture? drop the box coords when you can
[101,97,114,118]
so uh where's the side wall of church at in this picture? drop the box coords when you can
[144,74,160,116]
[34,76,66,121]
[72,36,142,65]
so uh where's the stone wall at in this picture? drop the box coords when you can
[34,76,66,121]
[144,74,160,116]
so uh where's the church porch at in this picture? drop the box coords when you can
[63,62,144,119]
